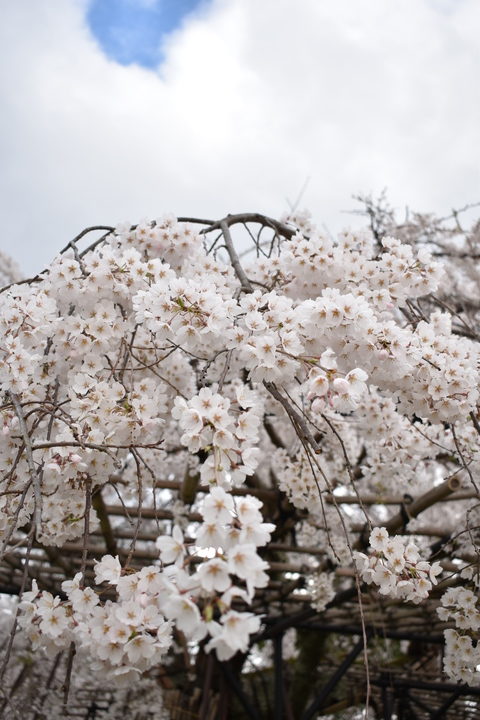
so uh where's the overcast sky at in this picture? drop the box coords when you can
[1,0,479,276]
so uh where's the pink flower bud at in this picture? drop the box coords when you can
[311,398,325,414]
[333,378,350,395]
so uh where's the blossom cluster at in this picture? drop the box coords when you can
[355,389,446,495]
[18,487,274,669]
[18,564,172,686]
[155,486,273,660]
[305,349,368,413]
[308,571,336,612]
[172,385,263,488]
[354,527,442,603]
[438,586,480,685]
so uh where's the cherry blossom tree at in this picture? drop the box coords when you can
[1,200,480,718]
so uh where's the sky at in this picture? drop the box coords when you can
[1,0,479,276]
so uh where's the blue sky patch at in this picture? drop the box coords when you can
[87,0,206,68]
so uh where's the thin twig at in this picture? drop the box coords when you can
[9,393,42,532]
[125,449,144,568]
[62,642,76,712]
[451,423,480,496]
[0,529,34,682]
[80,479,92,588]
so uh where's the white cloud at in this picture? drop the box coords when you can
[1,0,479,275]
